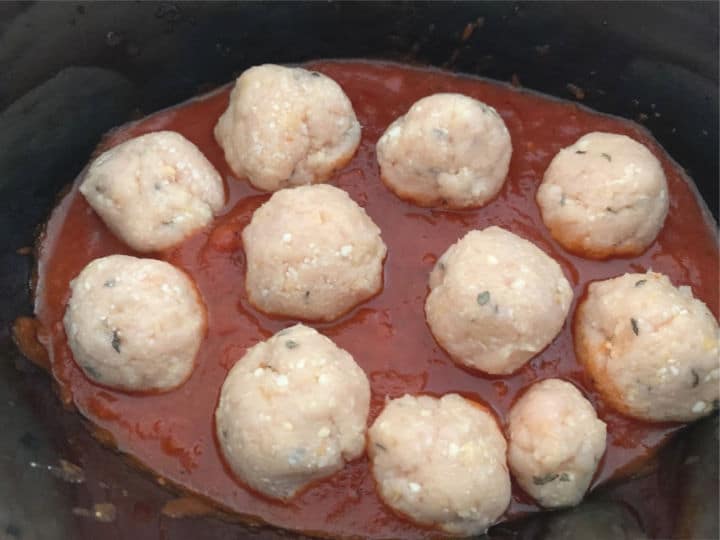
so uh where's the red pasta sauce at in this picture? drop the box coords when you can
[31,60,718,538]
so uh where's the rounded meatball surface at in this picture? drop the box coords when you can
[425,226,573,374]
[508,379,607,508]
[214,64,361,191]
[536,132,668,259]
[80,131,225,252]
[215,324,370,500]
[242,184,387,321]
[369,394,511,536]
[63,255,205,392]
[376,93,512,208]
[575,272,720,422]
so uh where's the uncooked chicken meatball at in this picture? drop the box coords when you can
[63,255,205,392]
[508,379,607,508]
[215,324,370,500]
[425,226,572,374]
[80,131,225,252]
[575,272,720,422]
[368,394,510,536]
[376,93,512,208]
[242,184,387,321]
[215,64,361,191]
[536,132,668,259]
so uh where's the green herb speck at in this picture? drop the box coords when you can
[111,330,121,353]
[601,152,612,161]
[631,318,639,336]
[82,364,100,379]
[285,340,299,349]
[533,473,559,485]
[635,279,647,287]
[477,291,491,306]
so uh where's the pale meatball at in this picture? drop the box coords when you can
[215,324,370,500]
[426,226,573,374]
[214,64,361,191]
[80,131,225,252]
[536,132,668,259]
[376,93,512,208]
[63,255,205,392]
[368,394,510,536]
[242,184,387,321]
[575,272,720,422]
[508,379,607,508]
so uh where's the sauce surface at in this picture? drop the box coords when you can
[34,60,719,538]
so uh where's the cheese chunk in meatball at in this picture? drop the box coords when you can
[80,131,225,252]
[376,93,512,208]
[215,64,361,191]
[575,271,719,422]
[508,379,607,508]
[215,324,370,500]
[63,255,205,392]
[425,226,573,374]
[536,132,668,259]
[242,184,387,321]
[369,394,511,536]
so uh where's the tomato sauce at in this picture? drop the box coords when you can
[32,60,718,538]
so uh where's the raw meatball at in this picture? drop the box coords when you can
[368,394,511,536]
[242,184,387,321]
[80,131,225,252]
[376,93,512,208]
[536,132,668,259]
[215,324,370,500]
[63,255,205,392]
[575,271,720,422]
[214,64,361,191]
[425,226,573,374]
[508,379,607,508]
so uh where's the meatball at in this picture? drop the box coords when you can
[425,226,573,374]
[63,255,205,392]
[242,184,387,321]
[80,131,225,252]
[536,132,668,259]
[575,271,720,422]
[508,379,607,508]
[368,394,510,536]
[215,324,370,500]
[376,93,512,208]
[214,64,361,191]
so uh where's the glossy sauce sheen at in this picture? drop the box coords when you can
[35,61,719,538]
